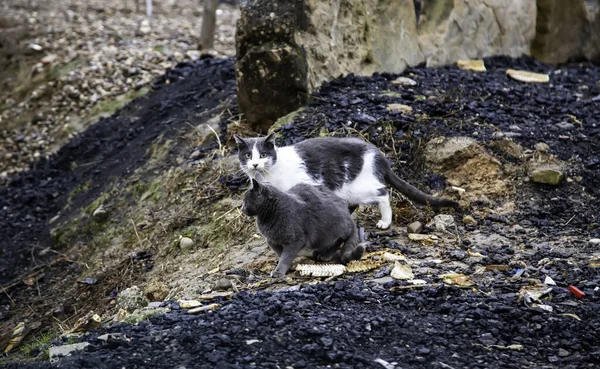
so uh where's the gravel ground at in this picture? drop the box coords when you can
[6,274,600,369]
[2,55,599,367]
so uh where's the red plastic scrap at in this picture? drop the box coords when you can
[568,285,585,299]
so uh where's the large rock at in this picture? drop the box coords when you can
[416,0,537,67]
[531,0,600,63]
[235,0,424,132]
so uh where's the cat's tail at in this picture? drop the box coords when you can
[381,160,460,209]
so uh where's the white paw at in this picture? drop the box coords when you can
[376,220,391,229]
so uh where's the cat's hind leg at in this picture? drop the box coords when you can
[376,189,393,229]
[312,239,343,262]
[339,226,365,264]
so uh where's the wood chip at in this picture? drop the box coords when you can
[457,59,486,72]
[485,264,509,271]
[178,300,202,309]
[187,303,220,314]
[506,69,549,83]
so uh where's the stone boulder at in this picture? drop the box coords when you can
[416,0,537,67]
[531,0,600,63]
[235,0,424,132]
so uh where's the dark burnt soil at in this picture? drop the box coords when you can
[2,56,600,368]
[9,261,600,369]
[0,56,235,286]
[276,55,599,240]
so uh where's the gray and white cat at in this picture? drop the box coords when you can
[234,133,459,229]
[241,178,365,278]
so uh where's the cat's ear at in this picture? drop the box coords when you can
[233,135,246,147]
[250,178,261,190]
[264,132,276,145]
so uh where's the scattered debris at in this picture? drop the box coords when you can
[544,276,557,286]
[529,168,564,185]
[4,322,26,353]
[346,259,383,273]
[386,104,413,114]
[374,358,396,369]
[187,303,220,314]
[568,285,585,299]
[78,277,98,285]
[49,342,91,363]
[462,215,477,225]
[92,205,108,221]
[214,278,234,291]
[485,265,509,271]
[117,286,149,312]
[517,286,553,304]
[408,234,439,242]
[390,262,414,280]
[428,214,456,232]
[506,69,550,83]
[179,300,203,309]
[382,252,407,262]
[451,186,466,194]
[407,221,423,234]
[559,313,582,321]
[440,273,474,287]
[198,291,235,300]
[533,304,553,312]
[589,238,600,245]
[390,76,417,86]
[69,312,102,333]
[296,264,346,277]
[457,59,486,72]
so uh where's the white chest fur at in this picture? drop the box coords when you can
[263,146,320,191]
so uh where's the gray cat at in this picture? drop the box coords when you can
[234,134,459,229]
[241,178,365,278]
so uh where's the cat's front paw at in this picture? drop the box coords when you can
[376,219,391,229]
[270,269,286,278]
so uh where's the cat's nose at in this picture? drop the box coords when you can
[252,163,258,168]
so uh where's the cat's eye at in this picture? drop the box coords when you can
[260,153,267,158]
[245,153,251,159]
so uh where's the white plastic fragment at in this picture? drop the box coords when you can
[390,262,414,280]
[544,276,557,286]
[374,358,396,369]
[383,252,407,262]
[506,69,549,83]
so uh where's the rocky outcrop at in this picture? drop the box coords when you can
[235,1,310,133]
[235,0,598,131]
[235,0,423,132]
[417,0,537,67]
[531,0,600,63]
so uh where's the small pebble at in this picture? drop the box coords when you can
[214,278,233,291]
[407,221,423,234]
[179,237,194,251]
